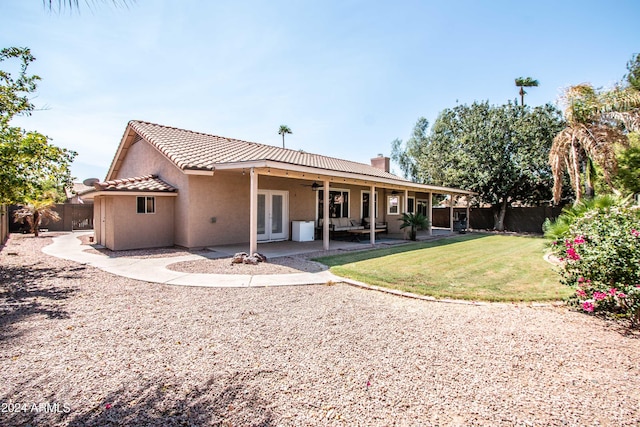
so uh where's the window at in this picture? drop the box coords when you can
[318,189,349,218]
[361,191,378,220]
[387,195,400,215]
[407,197,415,214]
[137,196,155,214]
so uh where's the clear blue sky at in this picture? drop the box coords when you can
[2,0,639,181]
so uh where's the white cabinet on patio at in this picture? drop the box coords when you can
[291,220,315,242]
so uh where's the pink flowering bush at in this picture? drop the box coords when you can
[546,200,640,325]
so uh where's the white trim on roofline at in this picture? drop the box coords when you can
[84,191,178,199]
[183,160,474,195]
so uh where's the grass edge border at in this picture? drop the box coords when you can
[333,275,566,308]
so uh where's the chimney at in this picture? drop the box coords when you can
[371,154,390,173]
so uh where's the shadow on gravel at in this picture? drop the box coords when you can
[6,371,277,426]
[604,319,640,338]
[0,264,82,341]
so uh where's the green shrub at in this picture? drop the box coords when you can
[547,200,640,325]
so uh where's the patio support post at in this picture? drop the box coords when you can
[370,184,376,246]
[428,192,433,236]
[323,179,330,250]
[466,196,471,230]
[404,189,409,239]
[449,193,454,232]
[249,167,258,255]
[403,189,409,213]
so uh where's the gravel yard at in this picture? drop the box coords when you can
[78,234,329,275]
[1,233,639,426]
[167,256,328,275]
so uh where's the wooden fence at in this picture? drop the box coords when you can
[432,206,565,234]
[8,203,94,232]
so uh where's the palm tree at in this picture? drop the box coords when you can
[515,77,539,106]
[398,212,429,241]
[550,83,640,204]
[543,194,620,240]
[13,197,60,237]
[278,125,292,149]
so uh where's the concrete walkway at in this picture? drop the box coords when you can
[42,232,342,288]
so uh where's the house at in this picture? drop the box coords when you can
[87,120,473,251]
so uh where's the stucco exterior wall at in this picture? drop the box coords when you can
[114,137,190,246]
[105,195,174,250]
[258,176,316,222]
[384,189,402,234]
[182,173,319,248]
[183,172,249,247]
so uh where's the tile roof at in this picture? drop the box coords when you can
[73,182,95,195]
[95,175,177,193]
[65,182,95,199]
[127,120,410,182]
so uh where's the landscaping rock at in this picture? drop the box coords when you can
[253,252,268,263]
[243,255,260,265]
[231,252,248,264]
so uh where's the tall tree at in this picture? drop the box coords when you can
[625,53,640,91]
[0,47,40,123]
[393,102,564,231]
[0,47,76,204]
[278,125,292,149]
[613,132,640,195]
[515,77,539,106]
[550,55,640,204]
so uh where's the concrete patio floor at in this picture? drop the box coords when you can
[209,227,456,259]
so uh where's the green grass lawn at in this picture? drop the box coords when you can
[314,233,572,302]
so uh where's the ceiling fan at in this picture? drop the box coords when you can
[300,181,321,191]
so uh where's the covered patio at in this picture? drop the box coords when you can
[224,164,474,255]
[209,227,457,259]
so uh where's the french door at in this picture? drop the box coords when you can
[417,199,429,217]
[257,190,289,241]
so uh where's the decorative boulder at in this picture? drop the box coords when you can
[231,252,249,264]
[253,252,268,263]
[243,255,260,265]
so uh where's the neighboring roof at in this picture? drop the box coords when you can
[73,182,95,195]
[95,174,177,193]
[65,182,95,199]
[121,120,408,182]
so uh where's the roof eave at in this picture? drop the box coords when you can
[87,190,178,199]
[183,160,473,195]
[105,124,137,181]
